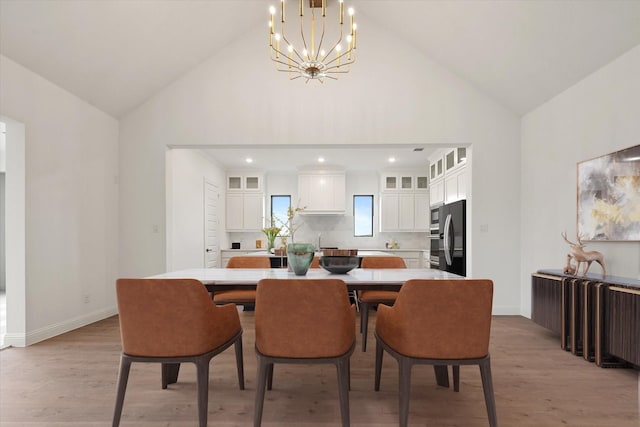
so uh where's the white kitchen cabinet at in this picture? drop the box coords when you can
[444,167,467,204]
[380,170,430,232]
[380,193,400,231]
[225,192,264,231]
[227,173,262,191]
[380,250,422,268]
[415,175,429,191]
[429,156,444,181]
[430,179,445,207]
[380,192,427,232]
[298,172,346,213]
[382,173,428,192]
[444,147,467,173]
[413,192,430,231]
[429,148,466,206]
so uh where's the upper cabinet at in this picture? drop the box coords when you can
[225,171,265,231]
[444,147,467,173]
[381,173,429,192]
[227,174,262,192]
[429,155,444,181]
[429,148,467,206]
[379,171,430,233]
[298,171,346,214]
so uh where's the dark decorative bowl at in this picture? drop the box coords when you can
[319,256,360,274]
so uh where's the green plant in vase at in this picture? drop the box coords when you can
[262,226,280,252]
[277,202,314,275]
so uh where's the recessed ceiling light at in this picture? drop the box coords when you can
[388,157,396,163]
[318,157,325,163]
[245,158,253,163]
[413,147,424,152]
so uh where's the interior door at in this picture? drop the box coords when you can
[204,179,219,268]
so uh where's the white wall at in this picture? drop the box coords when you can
[0,55,119,345]
[520,45,640,316]
[120,18,521,313]
[166,149,226,270]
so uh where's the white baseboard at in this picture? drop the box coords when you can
[491,305,522,316]
[3,306,118,347]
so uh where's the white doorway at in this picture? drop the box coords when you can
[0,116,27,348]
[204,179,219,268]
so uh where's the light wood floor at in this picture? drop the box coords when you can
[1,312,638,426]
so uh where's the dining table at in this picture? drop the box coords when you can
[150,267,464,388]
[150,267,463,292]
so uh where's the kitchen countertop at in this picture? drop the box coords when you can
[221,248,428,253]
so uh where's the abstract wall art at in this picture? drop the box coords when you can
[577,145,640,241]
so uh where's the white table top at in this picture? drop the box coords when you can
[150,268,463,290]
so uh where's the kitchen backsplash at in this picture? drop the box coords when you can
[228,214,428,250]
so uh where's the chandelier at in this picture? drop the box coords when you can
[269,0,357,82]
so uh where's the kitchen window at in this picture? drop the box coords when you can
[270,195,291,230]
[354,195,373,237]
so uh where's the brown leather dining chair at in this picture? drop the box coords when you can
[213,256,271,307]
[310,255,321,268]
[358,255,407,351]
[253,278,356,427]
[374,279,497,427]
[113,278,244,427]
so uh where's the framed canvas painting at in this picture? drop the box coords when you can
[577,144,640,241]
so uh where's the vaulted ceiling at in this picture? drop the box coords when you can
[1,0,639,119]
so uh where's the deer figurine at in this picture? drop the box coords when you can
[563,254,577,275]
[561,232,606,277]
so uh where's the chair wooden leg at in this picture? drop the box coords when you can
[112,356,131,427]
[234,336,245,390]
[453,365,460,392]
[266,363,274,390]
[254,355,269,427]
[162,363,180,388]
[195,357,210,427]
[361,302,370,351]
[398,357,413,427]
[479,357,498,427]
[374,337,384,391]
[433,365,450,388]
[336,357,351,427]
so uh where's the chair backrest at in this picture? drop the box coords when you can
[376,279,493,359]
[226,256,271,268]
[255,279,355,358]
[360,256,407,269]
[116,278,239,357]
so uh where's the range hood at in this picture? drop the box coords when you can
[298,170,346,215]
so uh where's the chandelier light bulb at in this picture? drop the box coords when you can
[274,33,281,41]
[269,5,275,14]
[288,45,293,53]
[336,44,342,52]
[348,7,354,16]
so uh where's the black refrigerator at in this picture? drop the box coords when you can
[438,199,466,276]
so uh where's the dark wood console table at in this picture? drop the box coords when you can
[531,270,639,369]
